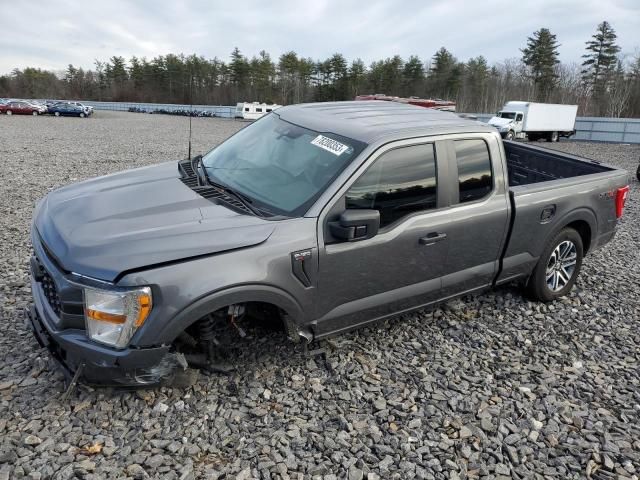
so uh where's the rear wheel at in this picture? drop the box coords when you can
[54,111,60,117]
[32,111,38,116]
[6,110,12,115]
[526,228,583,302]
[547,131,559,142]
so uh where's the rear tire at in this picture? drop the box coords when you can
[547,131,559,142]
[54,112,60,117]
[525,228,583,302]
[32,111,38,116]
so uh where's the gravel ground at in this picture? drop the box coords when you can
[1,111,639,480]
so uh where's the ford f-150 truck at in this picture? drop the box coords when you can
[26,101,630,386]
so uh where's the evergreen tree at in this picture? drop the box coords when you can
[348,58,367,97]
[402,55,425,96]
[521,28,560,101]
[229,47,250,97]
[462,56,489,112]
[428,47,461,99]
[581,21,621,97]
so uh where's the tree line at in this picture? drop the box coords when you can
[1,21,639,117]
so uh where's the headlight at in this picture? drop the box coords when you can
[84,286,152,349]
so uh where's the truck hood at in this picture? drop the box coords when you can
[34,162,276,282]
[487,117,513,128]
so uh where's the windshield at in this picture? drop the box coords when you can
[497,111,516,119]
[202,113,367,216]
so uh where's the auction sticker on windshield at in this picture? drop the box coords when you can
[311,135,349,156]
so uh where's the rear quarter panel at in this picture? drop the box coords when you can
[498,170,629,283]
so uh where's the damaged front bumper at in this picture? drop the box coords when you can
[25,303,178,387]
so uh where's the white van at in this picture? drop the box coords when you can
[488,101,577,142]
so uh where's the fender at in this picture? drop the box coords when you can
[148,284,306,345]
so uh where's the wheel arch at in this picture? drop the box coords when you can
[142,284,306,345]
[553,207,596,254]
[565,219,592,253]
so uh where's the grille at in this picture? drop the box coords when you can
[39,262,62,316]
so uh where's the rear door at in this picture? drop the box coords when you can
[438,134,510,296]
[314,140,451,336]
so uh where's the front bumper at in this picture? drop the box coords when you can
[27,250,175,386]
[25,303,174,386]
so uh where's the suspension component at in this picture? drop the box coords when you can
[228,304,246,337]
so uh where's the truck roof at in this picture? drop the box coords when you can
[276,101,494,144]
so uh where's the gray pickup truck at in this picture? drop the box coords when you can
[26,101,630,386]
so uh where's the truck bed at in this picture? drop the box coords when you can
[504,141,613,186]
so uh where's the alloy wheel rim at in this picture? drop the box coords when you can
[545,240,577,292]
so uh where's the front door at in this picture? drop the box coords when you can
[314,141,450,336]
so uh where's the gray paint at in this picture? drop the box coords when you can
[29,101,629,381]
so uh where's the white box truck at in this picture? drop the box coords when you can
[487,101,577,142]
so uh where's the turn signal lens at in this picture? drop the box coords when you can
[136,293,152,327]
[86,309,127,324]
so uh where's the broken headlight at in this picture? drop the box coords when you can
[84,286,152,349]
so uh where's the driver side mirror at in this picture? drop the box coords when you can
[329,209,380,242]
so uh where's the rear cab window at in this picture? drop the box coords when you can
[453,139,493,203]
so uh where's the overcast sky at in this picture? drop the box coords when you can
[1,0,639,74]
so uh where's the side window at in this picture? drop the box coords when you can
[516,113,523,121]
[345,144,437,228]
[454,139,493,203]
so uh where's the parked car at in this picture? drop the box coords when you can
[0,100,44,115]
[487,101,578,141]
[26,101,629,386]
[70,102,94,115]
[54,101,93,115]
[26,101,48,114]
[47,103,89,117]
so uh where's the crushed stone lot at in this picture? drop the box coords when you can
[1,110,639,479]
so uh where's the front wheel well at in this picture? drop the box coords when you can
[566,220,592,254]
[181,301,305,345]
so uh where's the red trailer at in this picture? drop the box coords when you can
[355,94,456,112]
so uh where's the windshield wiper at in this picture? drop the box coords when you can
[197,162,267,217]
[191,155,207,186]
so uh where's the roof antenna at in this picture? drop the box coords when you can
[187,72,193,160]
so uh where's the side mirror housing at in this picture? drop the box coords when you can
[329,209,380,242]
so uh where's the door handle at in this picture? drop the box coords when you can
[419,232,447,245]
